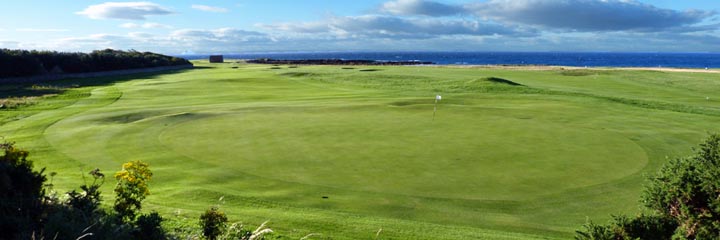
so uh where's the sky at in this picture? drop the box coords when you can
[0,0,719,54]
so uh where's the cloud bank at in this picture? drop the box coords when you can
[467,0,715,32]
[120,22,172,29]
[26,0,720,53]
[191,4,229,13]
[260,15,535,39]
[77,2,173,20]
[16,28,70,32]
[380,0,465,16]
[380,0,715,32]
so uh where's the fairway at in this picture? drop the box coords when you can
[2,62,720,239]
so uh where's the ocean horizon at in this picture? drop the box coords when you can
[178,51,720,68]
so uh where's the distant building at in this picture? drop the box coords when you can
[209,55,224,63]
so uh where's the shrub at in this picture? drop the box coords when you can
[66,168,104,216]
[0,142,46,239]
[222,221,273,240]
[114,160,153,222]
[200,207,228,240]
[577,133,720,240]
[616,215,677,240]
[575,215,676,240]
[643,133,720,239]
[135,212,166,240]
[43,168,120,240]
[575,220,614,240]
[0,144,173,240]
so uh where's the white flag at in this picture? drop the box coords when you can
[436,95,442,100]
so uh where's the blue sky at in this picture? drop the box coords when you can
[1,0,719,54]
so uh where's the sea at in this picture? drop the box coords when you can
[178,52,720,68]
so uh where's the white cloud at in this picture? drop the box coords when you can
[380,0,465,16]
[171,28,264,40]
[120,22,172,29]
[40,33,173,52]
[191,4,228,13]
[21,28,270,53]
[467,0,715,32]
[77,2,173,20]
[16,24,720,54]
[377,0,717,32]
[120,23,140,28]
[259,15,535,39]
[16,28,70,32]
[0,41,20,48]
[10,0,720,53]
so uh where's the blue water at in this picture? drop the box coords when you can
[179,52,720,68]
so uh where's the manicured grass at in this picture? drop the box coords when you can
[1,62,719,239]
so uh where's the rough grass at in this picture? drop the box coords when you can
[1,62,719,239]
[485,77,524,86]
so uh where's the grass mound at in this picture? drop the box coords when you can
[485,77,524,86]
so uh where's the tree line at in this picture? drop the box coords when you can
[0,49,191,78]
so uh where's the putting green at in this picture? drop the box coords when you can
[159,106,647,200]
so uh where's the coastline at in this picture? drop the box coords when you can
[183,52,720,69]
[429,64,720,73]
[236,58,720,73]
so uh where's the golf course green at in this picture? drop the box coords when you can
[1,62,719,239]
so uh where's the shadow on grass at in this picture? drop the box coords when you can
[0,68,194,99]
[485,77,524,86]
[191,66,213,69]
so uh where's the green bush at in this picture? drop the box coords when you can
[43,169,133,240]
[643,133,720,239]
[0,142,46,239]
[577,133,720,240]
[575,220,615,240]
[576,215,676,240]
[135,212,166,240]
[114,160,153,222]
[200,207,228,240]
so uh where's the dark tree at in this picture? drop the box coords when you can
[0,142,46,239]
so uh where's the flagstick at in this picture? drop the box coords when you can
[433,95,441,121]
[433,98,438,121]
